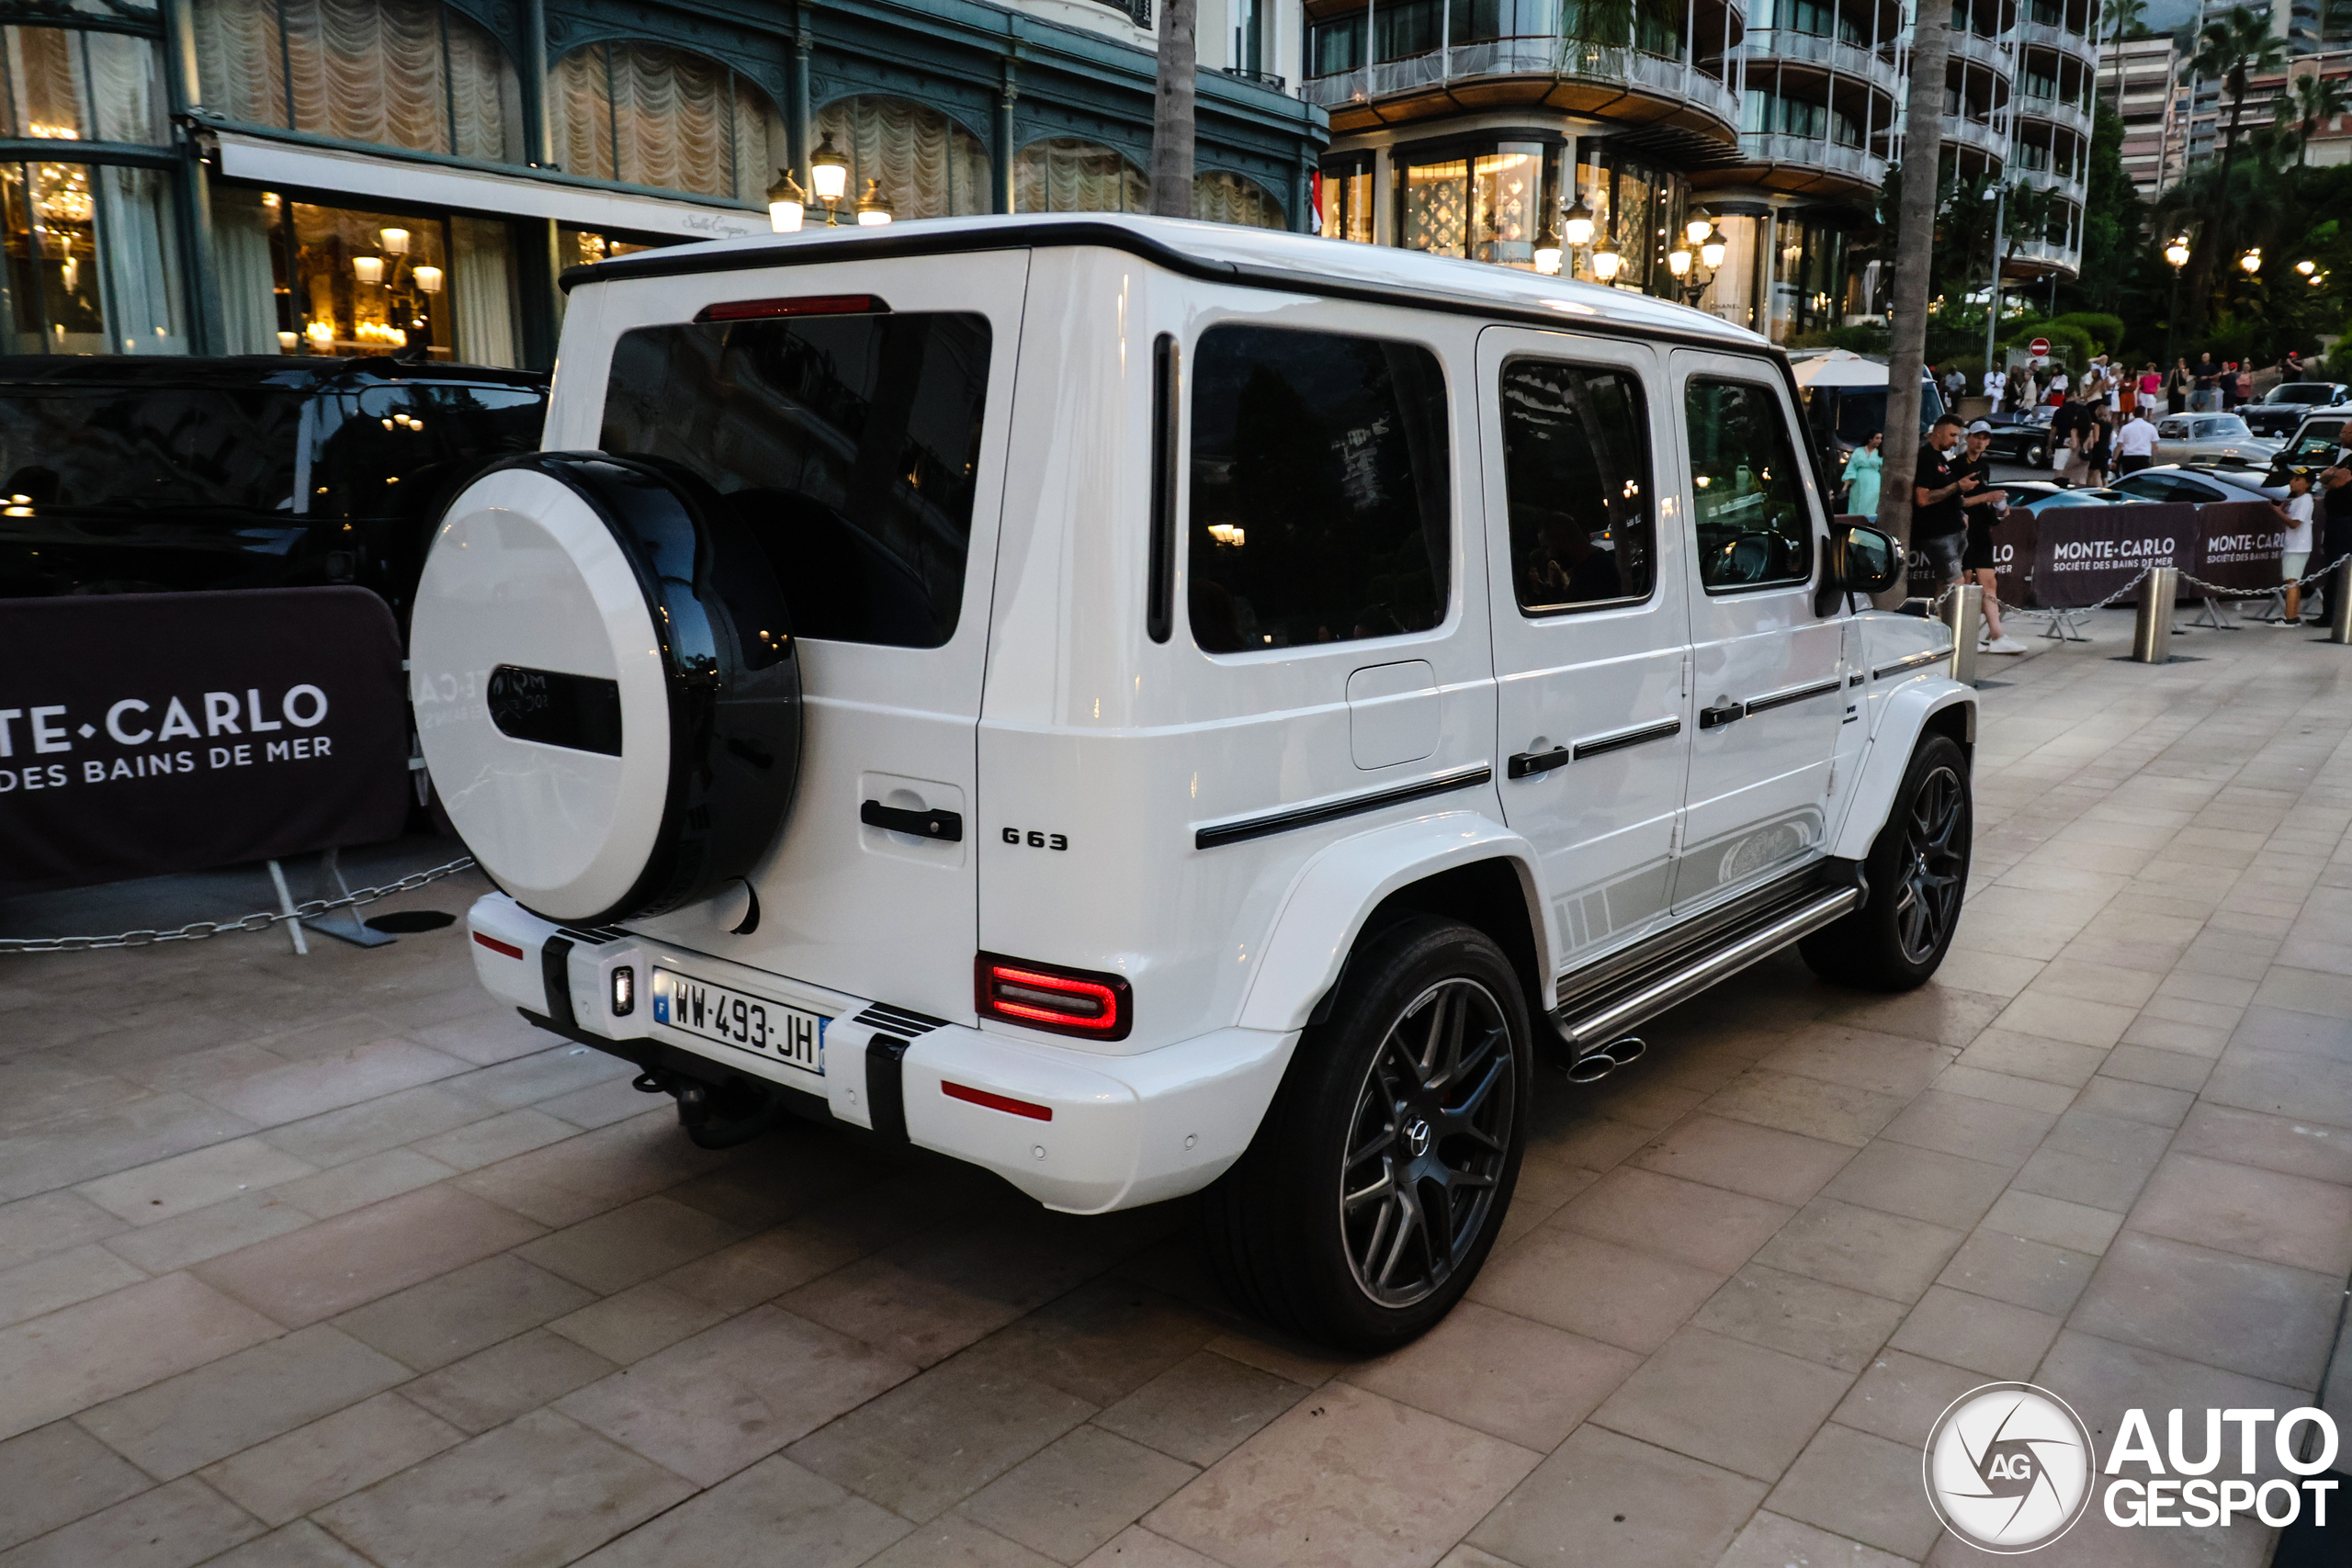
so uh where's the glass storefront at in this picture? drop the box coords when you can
[0,161,185,354]
[1396,141,1549,267]
[1320,155,1374,243]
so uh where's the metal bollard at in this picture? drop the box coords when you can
[2131,567,2179,662]
[2332,558,2352,646]
[1940,584,1983,685]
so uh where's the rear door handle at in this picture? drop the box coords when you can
[861,800,964,841]
[1699,704,1744,729]
[1507,747,1570,780]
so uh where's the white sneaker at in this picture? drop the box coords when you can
[1978,635,2027,654]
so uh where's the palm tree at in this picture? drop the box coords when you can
[2106,0,2149,118]
[1879,19,1951,562]
[2192,5,2290,182]
[1149,0,1198,217]
[2276,72,2351,164]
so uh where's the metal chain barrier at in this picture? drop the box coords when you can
[2175,559,2345,599]
[0,855,478,954]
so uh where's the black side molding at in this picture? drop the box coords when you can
[1571,716,1682,761]
[540,935,577,1032]
[866,1033,911,1142]
[1194,764,1493,850]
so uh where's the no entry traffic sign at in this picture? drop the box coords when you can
[2029,336,2052,357]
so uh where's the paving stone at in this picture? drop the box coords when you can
[572,1454,909,1568]
[2126,1151,2352,1274]
[193,1184,546,1325]
[1886,1283,2064,1381]
[0,1243,146,1331]
[549,1282,729,1364]
[1936,1227,2097,1316]
[197,1392,462,1525]
[1627,1112,1855,1206]
[1763,1423,1943,1562]
[959,1425,1199,1564]
[1144,1382,1537,1568]
[1093,1350,1313,1468]
[0,1191,124,1273]
[331,1252,594,1372]
[1340,1301,1642,1451]
[192,1520,376,1568]
[1590,1326,1853,1482]
[273,1148,457,1219]
[74,1138,315,1224]
[311,1409,695,1568]
[559,1305,918,1485]
[1752,1198,1967,1305]
[1467,1423,1767,1568]
[1815,1140,2015,1232]
[515,1196,749,1296]
[974,1279,1223,1409]
[0,1474,262,1568]
[1551,1166,1794,1273]
[75,1323,410,1479]
[1830,1348,1987,1446]
[2071,1232,2344,1387]
[1691,1263,1907,1374]
[0,1421,154,1553]
[398,1328,618,1434]
[0,1273,281,1444]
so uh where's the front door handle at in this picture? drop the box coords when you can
[1699,704,1744,729]
[861,800,964,841]
[1507,747,1570,780]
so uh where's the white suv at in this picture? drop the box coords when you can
[412,215,1973,1350]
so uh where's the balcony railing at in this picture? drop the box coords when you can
[1304,37,1738,128]
[1737,131,1888,184]
[1742,28,1899,96]
[2016,17,2097,59]
[2007,234,2082,270]
[2016,94,2093,135]
[2009,164,2087,199]
[1217,65,1288,90]
[1945,116,2008,159]
[1949,28,2012,75]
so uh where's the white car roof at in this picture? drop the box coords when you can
[565,213,1770,352]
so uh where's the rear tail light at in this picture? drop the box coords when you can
[976,953,1132,1041]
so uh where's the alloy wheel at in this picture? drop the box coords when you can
[1894,764,1967,964]
[1338,978,1515,1309]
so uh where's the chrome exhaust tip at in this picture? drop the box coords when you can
[1602,1035,1647,1067]
[1564,1052,1616,1084]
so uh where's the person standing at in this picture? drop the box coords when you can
[2050,392,2092,485]
[2278,470,2316,625]
[2283,350,2304,383]
[2047,367,2070,406]
[2312,422,2352,622]
[2166,357,2193,413]
[1913,414,1976,593]
[2192,354,2220,412]
[1843,432,1884,518]
[1959,422,2025,652]
[2115,405,2159,473]
[1943,365,1967,406]
[1984,364,2007,412]
[2139,362,2164,412]
[2083,409,2114,488]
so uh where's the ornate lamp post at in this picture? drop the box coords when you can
[2163,234,2190,367]
[766,168,808,233]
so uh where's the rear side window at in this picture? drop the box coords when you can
[1499,359,1653,614]
[0,388,302,512]
[1685,378,1813,592]
[1187,323,1450,653]
[601,311,990,649]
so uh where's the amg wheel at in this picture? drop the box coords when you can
[1802,733,1973,991]
[1203,917,1530,1351]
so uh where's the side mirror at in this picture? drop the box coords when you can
[1816,519,1902,615]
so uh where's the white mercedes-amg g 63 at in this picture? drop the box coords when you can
[412,214,1970,1351]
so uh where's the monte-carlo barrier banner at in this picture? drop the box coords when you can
[0,587,411,895]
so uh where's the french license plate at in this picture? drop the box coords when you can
[651,969,826,1075]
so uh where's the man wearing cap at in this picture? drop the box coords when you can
[1913,413,1975,594]
[1960,422,2025,652]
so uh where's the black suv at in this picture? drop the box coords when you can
[0,356,546,622]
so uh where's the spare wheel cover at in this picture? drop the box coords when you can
[411,452,800,924]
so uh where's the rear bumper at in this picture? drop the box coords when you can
[465,893,1295,1214]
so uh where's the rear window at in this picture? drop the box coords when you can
[600,310,991,649]
[2289,423,2348,459]
[0,387,302,512]
[1186,323,1450,653]
[311,383,544,521]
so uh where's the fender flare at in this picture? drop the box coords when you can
[1831,678,1977,862]
[1236,810,1552,1033]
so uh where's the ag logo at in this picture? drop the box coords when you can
[1923,1382,2095,1552]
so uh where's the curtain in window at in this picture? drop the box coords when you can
[192,0,520,163]
[1015,138,1146,214]
[1,27,165,143]
[1193,170,1284,229]
[550,41,784,203]
[450,213,515,367]
[813,96,989,221]
[94,164,186,353]
[210,182,279,354]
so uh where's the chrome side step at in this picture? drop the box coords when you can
[1551,886,1860,1055]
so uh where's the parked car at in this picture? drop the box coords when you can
[0,355,547,622]
[2267,412,2352,488]
[1976,406,2054,468]
[412,215,1973,1351]
[1996,480,2137,516]
[2152,412,2280,468]
[2109,463,2285,505]
[2237,381,2351,439]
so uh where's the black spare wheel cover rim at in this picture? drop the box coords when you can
[452,450,799,926]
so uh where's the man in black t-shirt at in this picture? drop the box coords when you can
[2312,422,2352,621]
[2047,394,2095,486]
[1912,414,1974,587]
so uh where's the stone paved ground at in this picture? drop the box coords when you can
[3,609,2351,1568]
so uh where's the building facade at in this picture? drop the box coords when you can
[1,0,1326,367]
[1301,0,2098,340]
[2103,32,2181,197]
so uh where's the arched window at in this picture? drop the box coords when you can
[812,96,989,222]
[1193,170,1285,229]
[1015,138,1146,213]
[549,41,782,205]
[193,0,521,163]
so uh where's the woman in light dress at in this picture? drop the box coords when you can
[1844,432,1884,519]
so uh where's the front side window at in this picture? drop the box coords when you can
[601,310,991,649]
[312,381,544,520]
[0,386,302,511]
[1685,378,1813,591]
[1499,359,1654,613]
[1188,324,1450,653]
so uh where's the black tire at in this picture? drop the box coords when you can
[1202,916,1531,1352]
[1801,733,1973,991]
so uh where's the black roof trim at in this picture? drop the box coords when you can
[557,220,1778,358]
[0,355,548,392]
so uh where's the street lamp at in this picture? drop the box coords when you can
[808,134,851,222]
[2164,234,2190,367]
[854,178,894,227]
[1699,226,1725,270]
[1590,232,1622,283]
[1685,214,1713,247]
[766,168,808,233]
[2298,258,2318,276]
[1532,217,1563,276]
[1562,196,1595,248]
[2240,248,2263,275]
